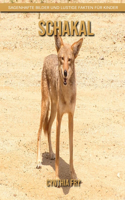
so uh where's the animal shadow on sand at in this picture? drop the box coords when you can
[42,152,81,195]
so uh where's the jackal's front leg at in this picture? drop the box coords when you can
[68,112,77,179]
[55,111,62,179]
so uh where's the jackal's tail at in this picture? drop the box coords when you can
[39,64,50,136]
[43,99,50,135]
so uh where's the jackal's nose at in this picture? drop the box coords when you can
[64,70,67,77]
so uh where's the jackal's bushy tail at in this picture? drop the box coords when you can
[43,100,50,135]
[41,64,50,136]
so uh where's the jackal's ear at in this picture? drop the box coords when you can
[54,32,63,52]
[71,38,83,58]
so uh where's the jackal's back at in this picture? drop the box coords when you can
[42,54,59,103]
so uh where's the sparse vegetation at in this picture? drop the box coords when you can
[9,0,15,3]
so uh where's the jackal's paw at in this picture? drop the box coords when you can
[55,176,60,188]
[36,161,42,169]
[50,152,55,160]
[55,176,60,180]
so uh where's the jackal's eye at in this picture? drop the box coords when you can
[61,56,64,61]
[68,58,71,62]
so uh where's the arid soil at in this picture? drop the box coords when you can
[0,9,125,200]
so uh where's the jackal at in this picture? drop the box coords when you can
[36,33,83,179]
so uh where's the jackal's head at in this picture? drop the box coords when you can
[54,33,83,86]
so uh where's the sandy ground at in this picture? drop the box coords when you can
[0,9,125,200]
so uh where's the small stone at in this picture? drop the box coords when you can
[117,172,120,178]
[100,56,104,60]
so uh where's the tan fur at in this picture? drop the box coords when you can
[36,33,83,179]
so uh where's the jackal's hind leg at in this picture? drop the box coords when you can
[55,111,62,179]
[36,101,48,169]
[48,102,56,160]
